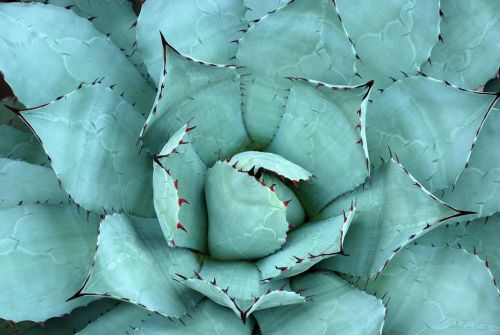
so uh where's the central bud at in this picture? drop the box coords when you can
[205,151,310,260]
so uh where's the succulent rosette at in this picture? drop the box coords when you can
[0,0,499,334]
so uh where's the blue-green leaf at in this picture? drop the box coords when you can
[18,85,154,217]
[367,76,498,193]
[367,245,500,334]
[0,204,98,322]
[254,271,385,335]
[70,214,202,319]
[0,3,154,111]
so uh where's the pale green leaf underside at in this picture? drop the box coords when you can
[0,158,67,209]
[22,85,154,217]
[229,151,312,183]
[181,259,304,320]
[255,271,385,335]
[206,161,288,260]
[441,108,500,219]
[267,79,371,216]
[137,0,245,83]
[153,125,208,251]
[0,204,97,322]
[75,214,202,319]
[257,208,354,280]
[416,214,500,290]
[0,125,48,165]
[318,159,464,277]
[336,0,439,89]
[421,0,500,90]
[0,3,154,111]
[140,40,250,164]
[367,76,497,193]
[367,245,500,334]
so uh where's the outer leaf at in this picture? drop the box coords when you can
[420,0,500,89]
[0,158,67,209]
[137,0,246,82]
[336,0,440,90]
[0,204,98,322]
[236,0,357,145]
[0,3,154,111]
[0,98,28,131]
[254,271,385,335]
[237,0,356,84]
[440,108,500,219]
[0,125,48,165]
[367,245,500,334]
[416,214,500,291]
[74,299,253,335]
[18,85,154,217]
[257,207,354,280]
[21,299,120,335]
[75,303,149,335]
[153,125,208,251]
[243,0,288,22]
[139,35,250,164]
[267,79,372,216]
[70,214,202,319]
[367,76,498,193]
[179,259,305,321]
[205,161,288,260]
[317,159,470,277]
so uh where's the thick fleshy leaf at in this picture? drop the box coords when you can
[70,214,202,319]
[440,108,500,219]
[137,0,246,82]
[0,158,67,209]
[153,125,208,251]
[18,85,154,217]
[267,79,372,216]
[0,97,28,131]
[416,214,500,291]
[179,259,305,321]
[243,0,288,22]
[139,35,250,164]
[255,271,385,335]
[229,151,311,183]
[75,302,149,335]
[367,76,498,193]
[420,0,500,90]
[367,245,500,334]
[237,0,356,83]
[259,173,305,228]
[236,0,357,145]
[336,0,440,90]
[317,159,470,277]
[0,125,48,165]
[257,207,354,281]
[205,161,288,260]
[0,3,154,111]
[0,204,98,322]
[73,299,253,335]
[238,75,290,147]
[21,299,120,335]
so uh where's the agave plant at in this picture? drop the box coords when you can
[0,0,499,334]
